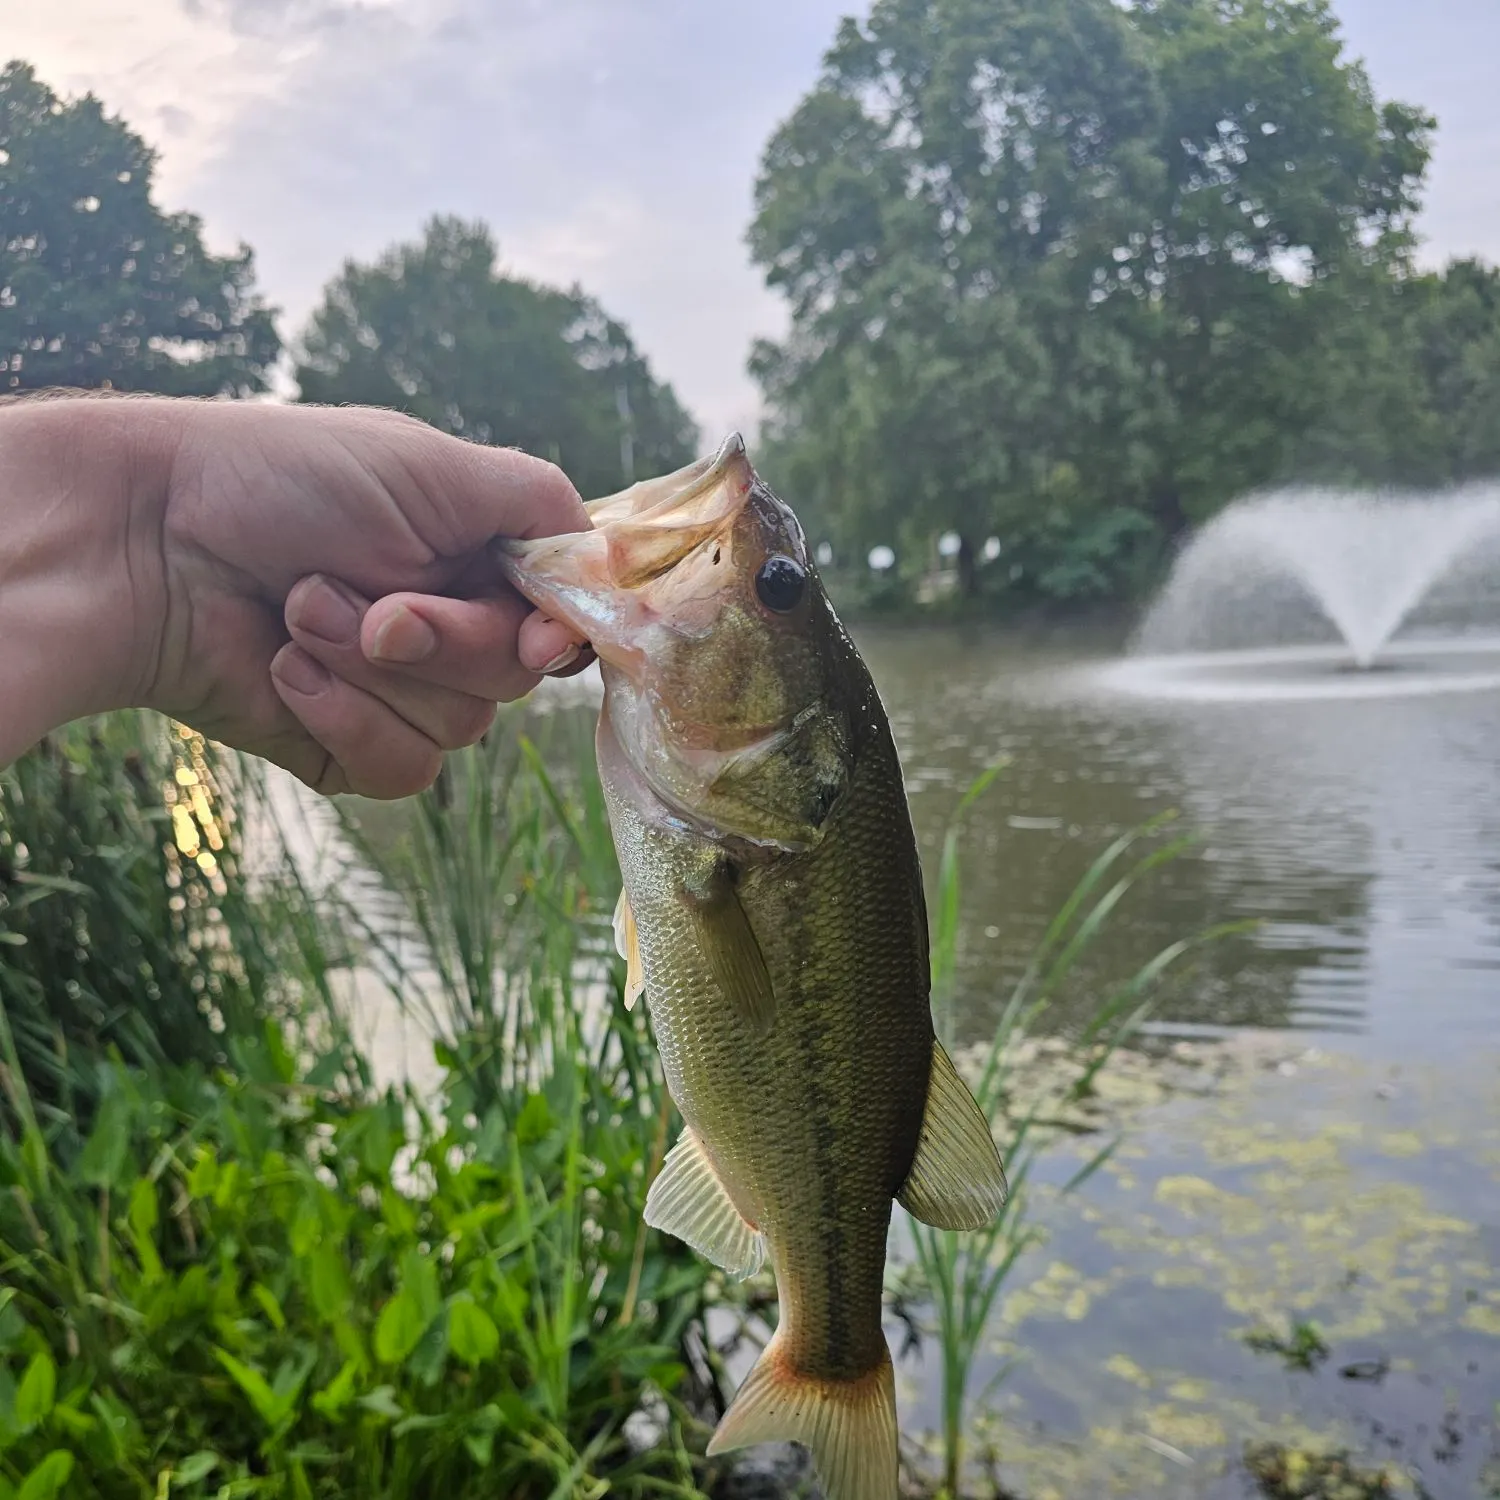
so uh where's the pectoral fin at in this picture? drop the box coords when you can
[644,1127,765,1280]
[897,1040,1008,1230]
[684,874,777,1035]
[612,888,645,1012]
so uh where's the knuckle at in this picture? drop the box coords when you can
[451,698,497,748]
[534,459,587,522]
[431,696,494,750]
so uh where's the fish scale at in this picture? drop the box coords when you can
[607,637,930,1383]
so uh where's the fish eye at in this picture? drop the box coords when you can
[755,554,806,613]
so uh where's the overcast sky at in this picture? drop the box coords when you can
[8,0,1499,441]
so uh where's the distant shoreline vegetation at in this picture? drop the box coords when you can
[4,0,1500,617]
[748,0,1500,611]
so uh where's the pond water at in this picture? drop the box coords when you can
[336,621,1499,1498]
[851,623,1499,1499]
[861,624,1500,1060]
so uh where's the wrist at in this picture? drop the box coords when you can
[0,395,177,761]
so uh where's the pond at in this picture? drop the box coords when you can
[340,620,1499,1498]
[855,622,1500,1500]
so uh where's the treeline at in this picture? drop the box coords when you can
[7,0,1500,616]
[0,61,697,499]
[749,0,1500,606]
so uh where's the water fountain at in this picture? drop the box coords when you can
[1092,486,1500,704]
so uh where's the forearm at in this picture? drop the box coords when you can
[0,395,175,764]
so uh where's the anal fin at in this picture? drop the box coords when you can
[707,1331,897,1500]
[897,1039,1008,1230]
[644,1128,765,1280]
[612,888,645,1011]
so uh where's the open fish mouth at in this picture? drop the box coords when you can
[493,433,758,666]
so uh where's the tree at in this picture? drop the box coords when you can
[1118,0,1431,531]
[0,61,279,396]
[1408,259,1500,483]
[750,0,1434,605]
[295,217,698,497]
[1289,258,1500,490]
[750,0,1165,594]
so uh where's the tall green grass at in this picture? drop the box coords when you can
[0,709,714,1499]
[912,780,1246,1497]
[0,716,347,1136]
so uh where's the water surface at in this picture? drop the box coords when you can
[854,624,1499,1498]
[861,624,1500,1061]
[336,622,1499,1496]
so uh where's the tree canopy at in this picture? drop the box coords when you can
[0,61,279,396]
[748,0,1496,605]
[295,217,699,498]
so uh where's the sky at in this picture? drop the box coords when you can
[7,0,1499,441]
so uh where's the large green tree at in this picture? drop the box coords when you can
[295,217,698,497]
[0,62,279,396]
[750,0,1435,603]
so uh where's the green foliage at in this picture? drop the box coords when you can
[1244,1319,1331,1371]
[295,216,699,496]
[1291,258,1500,488]
[0,712,716,1497]
[0,1035,706,1499]
[0,62,279,395]
[749,0,1477,609]
[0,717,339,1131]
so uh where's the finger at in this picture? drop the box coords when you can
[286,575,496,748]
[415,427,594,548]
[360,588,546,701]
[270,643,444,800]
[517,608,593,676]
[166,596,357,796]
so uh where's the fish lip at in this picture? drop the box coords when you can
[587,431,748,526]
[494,431,750,563]
[492,432,758,666]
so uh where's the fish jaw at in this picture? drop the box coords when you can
[501,432,847,850]
[494,433,757,680]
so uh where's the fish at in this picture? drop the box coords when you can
[496,434,1007,1500]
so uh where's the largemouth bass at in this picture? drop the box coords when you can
[498,436,1006,1500]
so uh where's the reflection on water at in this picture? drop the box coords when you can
[857,625,1500,1061]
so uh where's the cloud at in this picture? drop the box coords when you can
[169,0,848,435]
[179,0,402,37]
[11,0,1500,444]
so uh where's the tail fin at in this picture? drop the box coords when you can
[706,1331,897,1500]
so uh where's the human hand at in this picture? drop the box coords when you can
[0,397,593,795]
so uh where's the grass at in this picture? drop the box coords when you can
[0,716,300,1128]
[0,710,713,1499]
